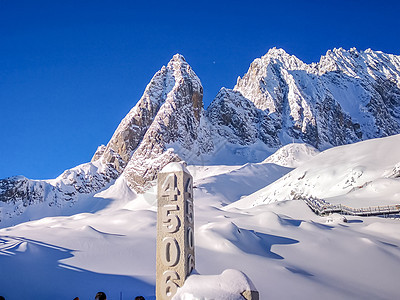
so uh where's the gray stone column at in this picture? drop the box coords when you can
[156,162,195,300]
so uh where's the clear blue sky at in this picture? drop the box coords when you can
[1,0,399,180]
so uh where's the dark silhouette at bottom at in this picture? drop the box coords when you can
[95,291,107,300]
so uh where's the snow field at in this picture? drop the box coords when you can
[1,136,400,299]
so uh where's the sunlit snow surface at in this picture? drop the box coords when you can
[1,136,400,299]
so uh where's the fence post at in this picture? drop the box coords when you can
[156,162,195,300]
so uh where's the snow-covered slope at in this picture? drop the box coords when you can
[263,143,320,168]
[1,134,400,299]
[231,134,400,209]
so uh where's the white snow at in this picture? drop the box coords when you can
[263,143,320,168]
[173,269,257,300]
[1,135,400,299]
[231,134,400,209]
[160,161,190,174]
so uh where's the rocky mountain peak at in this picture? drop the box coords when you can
[233,48,400,149]
[92,54,204,176]
[170,53,186,62]
[166,54,187,76]
[118,54,212,192]
[165,53,203,121]
[261,47,308,70]
[0,53,211,219]
[166,54,196,84]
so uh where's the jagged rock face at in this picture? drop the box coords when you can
[0,175,74,221]
[0,161,117,220]
[367,78,400,136]
[122,54,214,193]
[55,161,118,195]
[318,48,400,138]
[0,176,48,206]
[94,54,213,179]
[235,48,310,113]
[314,95,362,148]
[386,162,400,178]
[92,64,173,173]
[207,88,280,147]
[234,47,400,149]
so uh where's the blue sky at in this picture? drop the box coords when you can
[1,0,399,180]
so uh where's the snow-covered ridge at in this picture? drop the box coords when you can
[263,143,320,168]
[234,47,400,149]
[230,134,400,209]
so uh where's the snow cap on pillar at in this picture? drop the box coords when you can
[160,161,189,174]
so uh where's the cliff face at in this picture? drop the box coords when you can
[120,54,213,193]
[92,60,176,173]
[234,47,400,149]
[206,87,280,147]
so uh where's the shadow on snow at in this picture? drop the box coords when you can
[0,235,155,300]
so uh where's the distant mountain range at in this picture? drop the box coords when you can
[1,47,400,221]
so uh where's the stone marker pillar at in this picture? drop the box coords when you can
[156,162,195,300]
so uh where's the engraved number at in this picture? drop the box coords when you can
[162,204,180,233]
[161,270,180,299]
[187,226,194,250]
[186,200,194,224]
[161,237,180,267]
[187,254,195,276]
[162,174,180,201]
[185,177,193,200]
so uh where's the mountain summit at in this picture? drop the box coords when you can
[233,47,400,148]
[114,54,213,192]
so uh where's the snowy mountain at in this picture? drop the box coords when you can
[1,48,400,222]
[234,47,400,148]
[120,55,214,193]
[94,54,214,193]
[1,46,400,299]
[0,54,214,219]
